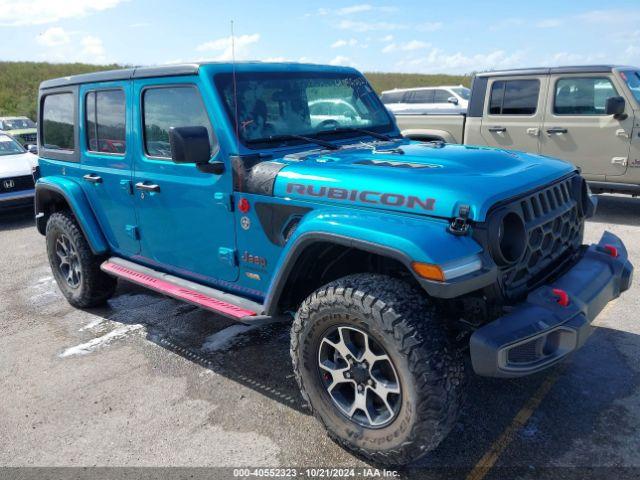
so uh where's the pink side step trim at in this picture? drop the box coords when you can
[102,262,256,319]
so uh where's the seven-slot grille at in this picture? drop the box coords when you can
[1,175,35,193]
[499,176,584,300]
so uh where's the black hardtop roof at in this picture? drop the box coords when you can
[474,65,636,78]
[38,61,355,90]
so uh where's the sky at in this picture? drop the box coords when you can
[0,0,639,74]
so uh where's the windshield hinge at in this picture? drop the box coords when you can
[448,205,471,236]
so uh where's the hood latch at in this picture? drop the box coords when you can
[448,205,471,236]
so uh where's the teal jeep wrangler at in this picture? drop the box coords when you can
[35,62,633,465]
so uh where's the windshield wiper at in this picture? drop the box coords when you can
[317,127,393,141]
[250,134,339,150]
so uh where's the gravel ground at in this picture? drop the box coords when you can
[1,195,639,479]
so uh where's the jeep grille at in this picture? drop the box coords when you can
[494,176,584,300]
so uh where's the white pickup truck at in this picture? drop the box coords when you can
[394,65,640,195]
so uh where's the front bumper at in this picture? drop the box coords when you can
[470,231,633,378]
[0,189,34,210]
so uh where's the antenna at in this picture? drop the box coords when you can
[231,20,240,155]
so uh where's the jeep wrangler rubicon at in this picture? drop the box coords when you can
[35,62,633,466]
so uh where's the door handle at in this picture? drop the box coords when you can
[83,173,103,184]
[488,126,507,133]
[616,129,630,139]
[135,182,160,193]
[546,127,568,136]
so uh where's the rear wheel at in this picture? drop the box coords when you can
[291,274,464,465]
[46,211,116,308]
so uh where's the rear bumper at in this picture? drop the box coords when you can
[0,189,34,209]
[470,231,633,378]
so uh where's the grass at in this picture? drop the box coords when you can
[0,61,472,120]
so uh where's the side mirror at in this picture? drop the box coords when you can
[169,126,224,174]
[447,96,459,105]
[26,144,38,154]
[605,96,627,119]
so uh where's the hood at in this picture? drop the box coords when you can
[0,152,38,178]
[273,141,575,221]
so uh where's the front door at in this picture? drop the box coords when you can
[540,74,632,179]
[131,78,237,283]
[479,76,548,153]
[79,82,139,255]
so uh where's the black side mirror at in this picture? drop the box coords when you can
[447,96,459,105]
[169,126,224,174]
[26,144,38,154]
[605,96,626,119]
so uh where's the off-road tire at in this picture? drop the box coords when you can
[46,211,117,308]
[291,273,464,466]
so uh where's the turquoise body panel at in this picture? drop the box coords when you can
[36,62,577,305]
[36,173,109,254]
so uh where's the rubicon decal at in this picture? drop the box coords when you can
[286,183,436,211]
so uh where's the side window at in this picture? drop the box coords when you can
[380,91,404,104]
[142,86,213,159]
[409,90,434,104]
[86,90,126,154]
[433,89,451,103]
[489,79,540,115]
[554,77,618,115]
[42,93,75,151]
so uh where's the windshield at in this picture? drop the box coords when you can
[0,134,25,156]
[450,87,470,100]
[620,70,640,104]
[0,117,36,130]
[215,71,394,148]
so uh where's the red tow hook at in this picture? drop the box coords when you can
[552,288,570,307]
[603,244,619,258]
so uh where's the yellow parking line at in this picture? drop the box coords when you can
[465,365,565,480]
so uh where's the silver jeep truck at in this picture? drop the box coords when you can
[394,65,640,195]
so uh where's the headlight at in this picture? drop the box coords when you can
[489,210,526,265]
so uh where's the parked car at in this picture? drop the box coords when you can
[0,133,38,210]
[34,62,632,466]
[393,65,640,196]
[381,85,470,115]
[309,98,370,129]
[0,116,38,147]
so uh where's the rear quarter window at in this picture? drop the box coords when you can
[42,92,75,151]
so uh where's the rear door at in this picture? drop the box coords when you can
[540,74,632,179]
[79,82,140,255]
[479,76,548,152]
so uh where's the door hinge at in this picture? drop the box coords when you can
[611,157,628,167]
[214,192,234,211]
[448,205,471,236]
[125,225,139,240]
[218,247,238,267]
[616,129,630,139]
[120,179,133,195]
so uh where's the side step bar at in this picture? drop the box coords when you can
[101,257,266,322]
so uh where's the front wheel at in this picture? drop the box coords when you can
[291,274,464,466]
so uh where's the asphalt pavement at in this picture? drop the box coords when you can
[1,195,639,479]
